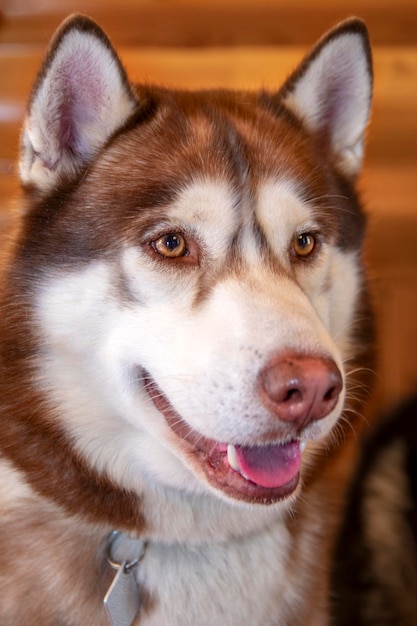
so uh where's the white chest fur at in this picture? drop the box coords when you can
[120,520,322,626]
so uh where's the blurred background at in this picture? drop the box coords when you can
[0,0,416,415]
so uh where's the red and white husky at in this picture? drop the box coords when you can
[0,15,375,625]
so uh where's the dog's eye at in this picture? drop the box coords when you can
[152,233,188,258]
[292,232,316,258]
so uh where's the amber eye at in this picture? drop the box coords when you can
[153,233,187,258]
[292,232,316,258]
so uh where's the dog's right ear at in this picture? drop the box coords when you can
[19,15,137,194]
[279,18,373,180]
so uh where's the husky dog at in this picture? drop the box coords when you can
[0,15,375,625]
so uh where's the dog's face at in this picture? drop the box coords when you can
[5,16,373,532]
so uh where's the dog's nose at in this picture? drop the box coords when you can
[259,354,343,428]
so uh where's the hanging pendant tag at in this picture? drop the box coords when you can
[104,560,140,626]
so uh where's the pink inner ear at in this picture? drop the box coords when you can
[53,51,107,159]
[58,95,78,155]
[316,78,347,148]
[317,66,364,142]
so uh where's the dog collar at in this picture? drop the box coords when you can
[104,531,147,626]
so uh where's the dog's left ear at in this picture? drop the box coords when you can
[280,18,373,179]
[19,14,138,194]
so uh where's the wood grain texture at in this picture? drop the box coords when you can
[1,0,416,45]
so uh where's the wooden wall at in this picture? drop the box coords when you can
[1,0,416,413]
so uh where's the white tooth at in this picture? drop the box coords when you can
[300,440,307,452]
[227,444,240,472]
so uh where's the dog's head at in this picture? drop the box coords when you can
[2,16,373,537]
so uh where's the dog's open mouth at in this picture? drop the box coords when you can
[143,372,303,504]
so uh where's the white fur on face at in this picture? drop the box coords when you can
[34,178,358,533]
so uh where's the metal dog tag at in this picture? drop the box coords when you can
[104,532,146,626]
[104,561,141,626]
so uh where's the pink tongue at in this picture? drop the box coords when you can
[235,441,301,488]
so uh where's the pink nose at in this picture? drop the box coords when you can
[259,354,343,428]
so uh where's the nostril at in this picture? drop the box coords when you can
[283,387,303,403]
[262,370,303,405]
[324,385,337,402]
[324,368,343,403]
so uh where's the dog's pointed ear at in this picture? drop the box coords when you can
[280,18,373,179]
[19,15,137,193]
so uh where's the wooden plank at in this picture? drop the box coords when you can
[1,1,416,46]
[372,271,417,407]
